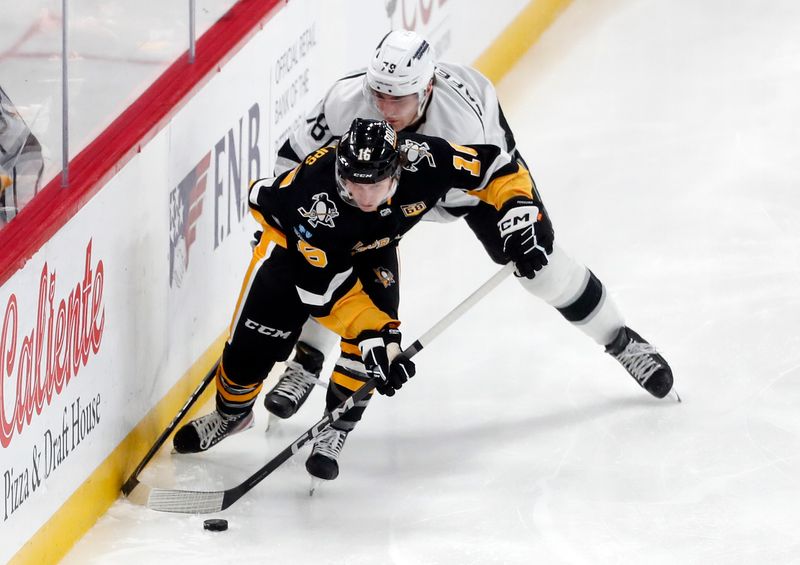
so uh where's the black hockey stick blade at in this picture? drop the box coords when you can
[122,360,219,496]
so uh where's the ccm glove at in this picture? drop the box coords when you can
[358,327,416,396]
[497,196,554,278]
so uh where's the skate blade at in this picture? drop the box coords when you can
[667,388,682,403]
[264,412,284,433]
[309,477,329,496]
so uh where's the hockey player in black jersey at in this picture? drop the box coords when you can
[173,118,552,480]
[262,29,676,431]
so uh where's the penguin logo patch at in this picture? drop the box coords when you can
[400,140,436,172]
[299,193,339,228]
[374,266,396,288]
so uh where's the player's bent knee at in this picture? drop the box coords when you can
[221,348,277,386]
[518,244,588,306]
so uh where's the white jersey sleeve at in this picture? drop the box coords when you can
[416,62,522,222]
[274,70,383,175]
[422,63,516,151]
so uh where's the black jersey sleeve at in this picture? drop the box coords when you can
[400,134,535,210]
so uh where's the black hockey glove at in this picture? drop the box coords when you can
[358,327,416,396]
[497,196,554,278]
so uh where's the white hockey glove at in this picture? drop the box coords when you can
[497,196,554,278]
[358,327,416,396]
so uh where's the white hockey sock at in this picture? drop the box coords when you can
[518,244,623,346]
[296,317,340,357]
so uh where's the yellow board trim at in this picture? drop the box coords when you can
[9,334,226,565]
[472,0,573,83]
[11,1,572,562]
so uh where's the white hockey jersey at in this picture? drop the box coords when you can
[1,86,44,223]
[275,63,521,222]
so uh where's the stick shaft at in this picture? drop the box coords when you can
[121,361,218,495]
[142,264,513,512]
[404,263,515,357]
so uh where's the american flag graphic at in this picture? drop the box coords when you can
[169,152,210,288]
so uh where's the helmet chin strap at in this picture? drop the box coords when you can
[412,82,434,125]
[384,177,399,203]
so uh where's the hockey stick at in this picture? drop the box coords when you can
[129,263,515,514]
[121,360,219,496]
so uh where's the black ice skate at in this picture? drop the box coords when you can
[172,410,254,454]
[264,342,324,419]
[305,425,349,481]
[606,326,674,399]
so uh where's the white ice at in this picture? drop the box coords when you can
[62,1,800,563]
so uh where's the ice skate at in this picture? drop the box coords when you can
[172,410,254,454]
[264,342,324,419]
[606,326,676,400]
[305,425,349,484]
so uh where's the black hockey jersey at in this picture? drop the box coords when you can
[275,62,521,222]
[249,131,532,339]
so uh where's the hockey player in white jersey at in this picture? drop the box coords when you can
[264,31,675,477]
[1,85,44,225]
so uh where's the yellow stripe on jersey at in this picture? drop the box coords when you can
[314,279,399,340]
[0,174,12,192]
[250,209,288,249]
[468,165,534,210]
[228,251,263,338]
[227,229,285,338]
[216,365,262,402]
[279,166,299,187]
[331,370,372,393]
[340,341,361,357]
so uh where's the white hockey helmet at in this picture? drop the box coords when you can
[366,30,436,98]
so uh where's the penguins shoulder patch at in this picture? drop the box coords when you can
[299,193,339,228]
[400,140,436,172]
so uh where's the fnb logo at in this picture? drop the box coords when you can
[244,319,292,339]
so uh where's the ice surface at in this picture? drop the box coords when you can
[61,1,800,563]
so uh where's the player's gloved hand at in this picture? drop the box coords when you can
[358,327,416,396]
[497,196,554,278]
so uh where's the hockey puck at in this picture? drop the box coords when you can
[203,518,228,532]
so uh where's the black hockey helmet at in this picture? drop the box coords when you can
[335,118,401,206]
